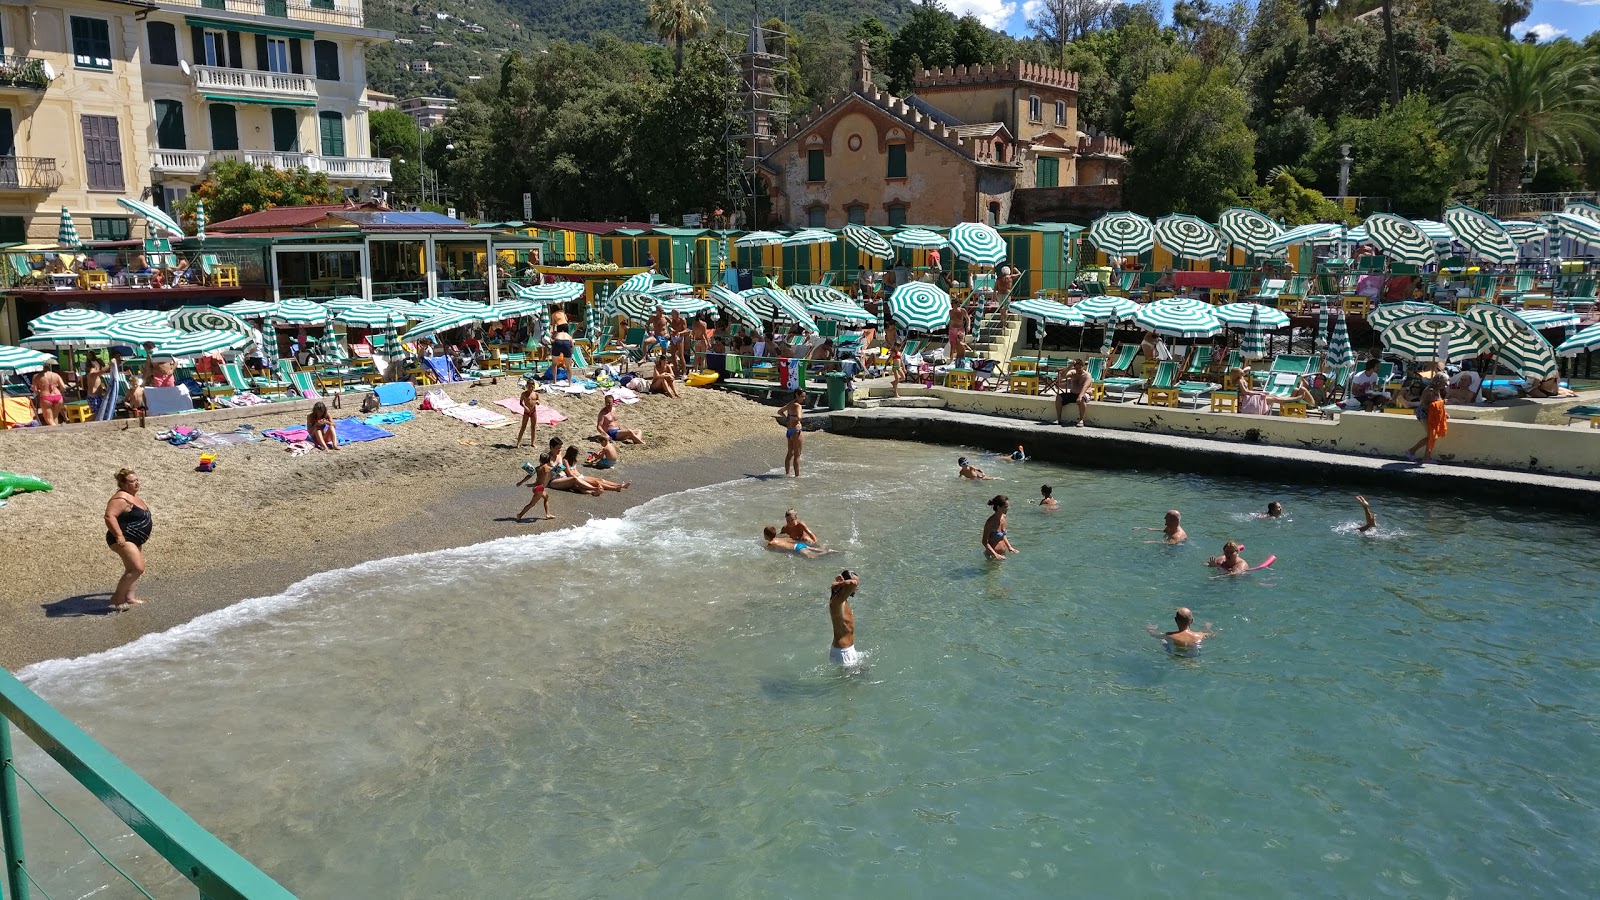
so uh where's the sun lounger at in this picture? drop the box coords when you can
[1249,278,1287,302]
[288,371,320,399]
[1184,345,1213,378]
[1090,351,1144,401]
[1263,371,1300,401]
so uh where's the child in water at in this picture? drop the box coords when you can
[1031,485,1058,509]
[958,457,992,480]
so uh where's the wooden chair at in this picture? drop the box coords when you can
[944,369,975,390]
[1210,391,1238,412]
[1007,371,1040,395]
[78,269,109,290]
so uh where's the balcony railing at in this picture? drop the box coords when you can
[151,149,208,176]
[0,156,63,191]
[0,55,51,91]
[1483,191,1600,219]
[152,149,391,182]
[192,64,316,102]
[158,0,364,28]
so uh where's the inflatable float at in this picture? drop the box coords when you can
[684,370,720,387]
[0,472,52,506]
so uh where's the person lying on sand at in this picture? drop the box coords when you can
[763,525,832,559]
[554,446,628,494]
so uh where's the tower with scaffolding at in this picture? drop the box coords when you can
[727,17,788,229]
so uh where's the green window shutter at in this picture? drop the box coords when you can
[806,149,824,182]
[265,0,288,16]
[209,104,239,150]
[1035,156,1058,188]
[620,240,634,268]
[887,144,906,179]
[887,205,906,226]
[271,108,299,152]
[318,111,344,157]
[154,100,186,150]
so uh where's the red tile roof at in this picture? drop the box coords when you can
[209,201,392,232]
[532,221,657,235]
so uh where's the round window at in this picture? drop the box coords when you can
[847,134,862,152]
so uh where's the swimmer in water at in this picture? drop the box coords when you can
[958,457,992,480]
[1147,607,1213,650]
[829,570,861,666]
[763,526,832,559]
[982,495,1019,559]
[1031,484,1058,510]
[1356,495,1378,533]
[781,508,820,546]
[1138,509,1187,543]
[1205,540,1249,575]
[1256,501,1284,519]
[1010,445,1026,461]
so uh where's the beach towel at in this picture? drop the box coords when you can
[190,431,265,449]
[423,356,464,383]
[1426,399,1448,453]
[442,405,511,427]
[264,426,311,443]
[363,411,416,426]
[603,387,641,405]
[333,418,395,444]
[97,358,121,421]
[493,398,569,423]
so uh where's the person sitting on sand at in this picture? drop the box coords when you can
[763,525,832,559]
[1527,375,1576,399]
[1356,495,1378,533]
[982,495,1019,559]
[307,401,339,450]
[1031,484,1058,510]
[1137,509,1187,543]
[650,361,681,399]
[597,394,645,444]
[1206,540,1249,575]
[514,452,554,522]
[958,457,992,480]
[1147,607,1213,651]
[587,433,620,469]
[781,508,820,546]
[560,446,629,494]
[1257,501,1283,519]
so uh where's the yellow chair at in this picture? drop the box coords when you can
[1591,416,1599,430]
[1382,406,1413,415]
[63,401,95,423]
[945,369,975,390]
[1277,296,1304,315]
[1278,401,1308,418]
[1342,295,1370,316]
[1209,289,1237,305]
[1521,296,1553,311]
[212,265,240,288]
[1007,372,1040,395]
[1210,392,1238,412]
[79,269,109,290]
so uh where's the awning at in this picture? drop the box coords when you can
[183,15,313,40]
[201,93,318,108]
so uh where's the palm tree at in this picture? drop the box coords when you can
[647,0,713,73]
[1440,40,1600,196]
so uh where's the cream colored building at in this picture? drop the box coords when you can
[0,0,391,245]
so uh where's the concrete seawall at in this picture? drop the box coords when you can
[826,407,1600,513]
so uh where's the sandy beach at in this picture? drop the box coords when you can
[0,379,788,670]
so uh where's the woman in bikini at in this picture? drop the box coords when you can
[307,401,339,450]
[982,494,1019,560]
[778,389,804,477]
[104,468,152,609]
[555,446,629,493]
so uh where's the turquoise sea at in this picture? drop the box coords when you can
[14,435,1600,898]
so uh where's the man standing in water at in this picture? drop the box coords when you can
[829,571,861,666]
[778,390,804,477]
[1147,608,1213,650]
[1138,510,1187,543]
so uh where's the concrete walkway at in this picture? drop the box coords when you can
[826,406,1600,512]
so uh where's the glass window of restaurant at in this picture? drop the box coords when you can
[369,239,428,299]
[435,239,490,302]
[274,248,360,299]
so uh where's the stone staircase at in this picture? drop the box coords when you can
[971,310,1024,363]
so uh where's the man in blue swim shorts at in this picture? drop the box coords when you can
[829,571,861,666]
[596,394,645,445]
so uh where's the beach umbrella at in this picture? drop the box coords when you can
[1410,219,1455,243]
[613,291,713,320]
[647,281,694,296]
[332,305,410,330]
[1099,323,1116,354]
[1368,301,1452,331]
[1240,305,1268,358]
[1326,314,1353,369]
[741,286,819,332]
[1011,297,1085,326]
[608,271,656,296]
[403,311,480,342]
[886,281,951,333]
[1345,225,1369,243]
[1072,294,1139,323]
[266,298,330,327]
[708,284,765,331]
[1379,312,1486,363]
[1443,206,1518,265]
[1499,220,1548,244]
[1088,211,1155,257]
[890,228,949,250]
[1511,309,1581,333]
[193,198,206,241]
[1556,324,1600,358]
[317,329,348,363]
[0,346,56,375]
[1216,207,1283,257]
[27,307,113,333]
[56,206,80,249]
[512,281,585,303]
[1564,199,1600,221]
[611,291,666,320]
[1213,302,1290,329]
[789,284,873,325]
[487,298,544,319]
[168,305,250,334]
[322,296,372,313]
[1133,297,1222,340]
[782,228,834,247]
[20,327,112,350]
[1362,213,1439,266]
[1154,213,1224,261]
[1465,304,1559,381]
[111,308,170,327]
[150,329,251,359]
[1539,211,1600,248]
[222,299,276,319]
[734,230,785,248]
[420,297,492,320]
[106,321,186,350]
[375,296,426,318]
[1266,222,1346,250]
[843,224,893,260]
[115,196,185,239]
[948,222,1006,264]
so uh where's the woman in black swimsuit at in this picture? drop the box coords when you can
[104,468,152,609]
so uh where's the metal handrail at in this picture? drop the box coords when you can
[0,157,63,191]
[0,667,296,899]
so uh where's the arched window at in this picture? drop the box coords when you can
[1028,95,1041,122]
[1054,100,1066,126]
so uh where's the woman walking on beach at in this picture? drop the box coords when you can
[1406,375,1449,464]
[104,469,152,609]
[514,379,539,449]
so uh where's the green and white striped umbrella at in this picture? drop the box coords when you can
[116,196,185,239]
[333,305,411,329]
[1556,324,1600,358]
[948,222,1006,264]
[28,307,113,333]
[1325,314,1353,369]
[1011,297,1085,326]
[734,230,785,248]
[111,308,170,327]
[375,297,427,318]
[843,224,893,260]
[21,327,112,350]
[151,328,251,359]
[708,284,765,331]
[487,298,544,319]
[782,228,834,247]
[1379,312,1486,363]
[1443,206,1518,265]
[1266,222,1345,250]
[106,322,186,347]
[1539,211,1600,248]
[322,296,372,313]
[1465,304,1558,380]
[1072,294,1139,323]
[1362,213,1439,266]
[602,272,656,319]
[403,312,479,342]
[789,284,873,324]
[317,329,348,363]
[57,206,80,248]
[193,198,206,241]
[421,297,492,321]
[1367,301,1453,331]
[168,305,251,334]
[1154,213,1224,260]
[1498,220,1547,244]
[266,298,331,327]
[1512,309,1581,333]
[647,281,694,297]
[1214,302,1289,329]
[1240,304,1268,358]
[1133,297,1222,339]
[1088,211,1155,257]
[615,291,712,319]
[612,291,665,320]
[1564,199,1600,221]
[1216,207,1283,256]
[891,228,949,250]
[1410,219,1455,243]
[741,286,819,332]
[512,281,585,302]
[1345,225,1369,243]
[887,281,950,333]
[0,346,56,374]
[222,299,277,319]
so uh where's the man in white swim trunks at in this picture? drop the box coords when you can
[829,571,860,666]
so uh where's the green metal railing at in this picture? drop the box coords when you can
[0,668,295,899]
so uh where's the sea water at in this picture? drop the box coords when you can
[13,436,1600,898]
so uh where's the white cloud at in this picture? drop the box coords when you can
[1021,0,1046,23]
[1513,21,1569,40]
[1559,0,1600,6]
[943,0,1019,30]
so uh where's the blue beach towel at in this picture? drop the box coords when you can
[363,411,416,426]
[334,418,395,444]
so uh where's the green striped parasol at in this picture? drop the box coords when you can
[1410,219,1454,243]
[734,230,785,248]
[948,222,1006,264]
[512,281,585,302]
[488,298,544,319]
[1010,297,1084,326]
[886,281,951,333]
[116,197,185,239]
[1325,314,1353,369]
[610,271,656,296]
[222,299,277,319]
[843,224,893,260]
[782,228,834,247]
[1072,294,1139,323]
[403,311,480,342]
[1214,302,1289,329]
[1443,206,1518,265]
[106,322,186,347]
[194,198,206,241]
[0,345,56,374]
[1498,220,1547,244]
[791,284,873,323]
[111,308,170,327]
[21,327,112,349]
[891,228,949,250]
[1216,208,1282,256]
[168,306,251,333]
[741,286,819,332]
[375,297,427,318]
[1367,301,1452,331]
[1464,304,1558,380]
[57,206,80,248]
[1539,211,1600,248]
[1379,312,1485,363]
[1512,309,1580,333]
[333,305,410,329]
[421,297,492,321]
[614,291,713,320]
[1362,213,1438,266]
[1240,304,1268,358]
[1088,211,1155,257]
[1267,222,1345,250]
[28,307,113,333]
[1154,213,1224,260]
[322,296,372,313]
[1133,297,1222,339]
[1564,199,1600,221]
[1556,324,1600,358]
[151,329,251,359]
[647,281,694,296]
[708,284,765,331]
[266,298,331,327]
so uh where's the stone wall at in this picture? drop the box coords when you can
[1010,184,1124,225]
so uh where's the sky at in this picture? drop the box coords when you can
[934,0,1599,43]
